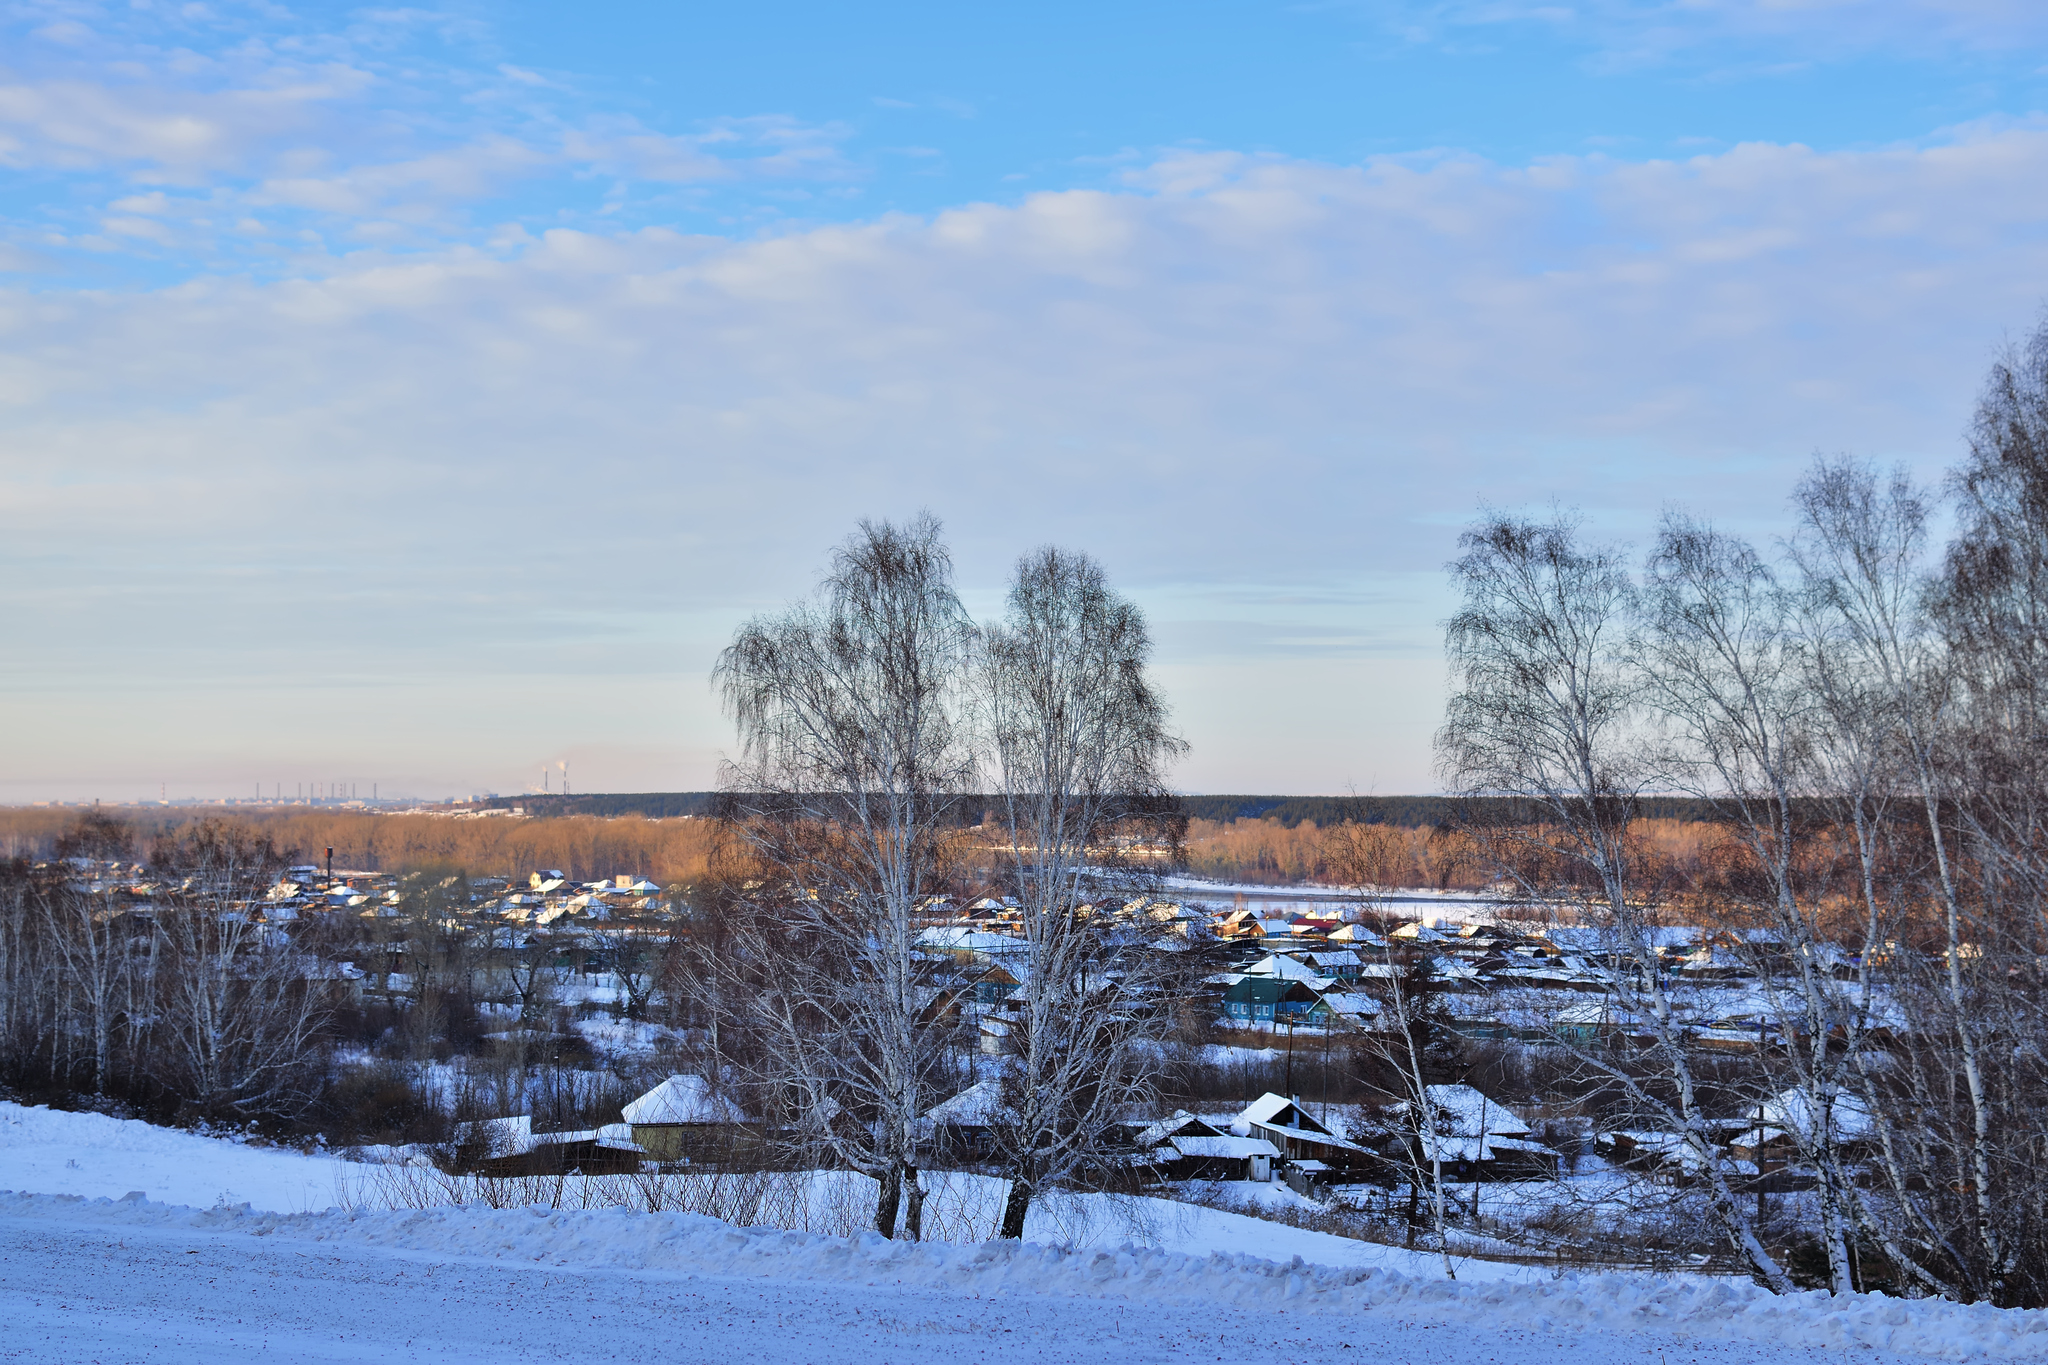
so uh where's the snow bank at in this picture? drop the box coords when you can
[0,1101,1473,1276]
[8,1101,2046,1363]
[4,1190,2042,1362]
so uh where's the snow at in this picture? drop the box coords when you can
[1762,1085,1875,1140]
[4,1101,2047,1364]
[925,1078,1009,1125]
[1414,1084,1533,1138]
[619,1074,752,1125]
[0,1103,347,1214]
[1168,1135,1278,1160]
[6,1190,2044,1363]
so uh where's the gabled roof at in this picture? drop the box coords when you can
[924,1079,1010,1126]
[1238,1092,1299,1128]
[621,1074,753,1126]
[1242,953,1324,981]
[1236,1092,1334,1136]
[1134,1110,1224,1147]
[1413,1084,1530,1138]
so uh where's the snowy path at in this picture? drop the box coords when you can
[2,1193,2036,1365]
[0,1197,1949,1365]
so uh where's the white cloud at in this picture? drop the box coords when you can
[560,117,854,187]
[0,7,860,268]
[4,126,2046,794]
[249,136,553,217]
[0,74,355,178]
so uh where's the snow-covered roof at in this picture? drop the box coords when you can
[1761,1086,1873,1140]
[1169,1135,1278,1160]
[1241,953,1325,981]
[1237,1092,1300,1129]
[1484,1135,1556,1155]
[621,1075,753,1126]
[924,1079,1010,1126]
[917,927,1027,953]
[528,1123,646,1152]
[1134,1111,1222,1147]
[1539,925,1698,952]
[1416,1084,1530,1138]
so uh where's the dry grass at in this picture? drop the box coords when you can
[336,1160,1158,1246]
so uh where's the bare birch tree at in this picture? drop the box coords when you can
[1638,513,1870,1294]
[976,546,1187,1238]
[712,513,977,1240]
[1790,457,1988,1300]
[1437,509,1793,1290]
[150,821,331,1119]
[1921,320,2048,1299]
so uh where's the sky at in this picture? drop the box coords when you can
[4,0,2048,803]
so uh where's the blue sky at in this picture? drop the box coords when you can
[4,1,2048,801]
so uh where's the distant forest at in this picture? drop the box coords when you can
[0,793,1726,891]
[481,791,1729,829]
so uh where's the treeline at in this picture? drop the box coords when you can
[1181,815,1730,891]
[478,790,1743,829]
[1177,793,1735,828]
[0,802,1830,894]
[0,808,716,886]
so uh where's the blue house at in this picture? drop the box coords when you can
[1221,976,1327,1025]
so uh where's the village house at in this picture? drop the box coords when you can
[1397,1084,1558,1181]
[1220,976,1328,1026]
[621,1074,760,1168]
[1134,1112,1278,1183]
[1235,1092,1378,1180]
[921,1079,1011,1162]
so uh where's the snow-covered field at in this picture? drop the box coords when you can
[3,1102,2044,1364]
[0,1102,345,1213]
